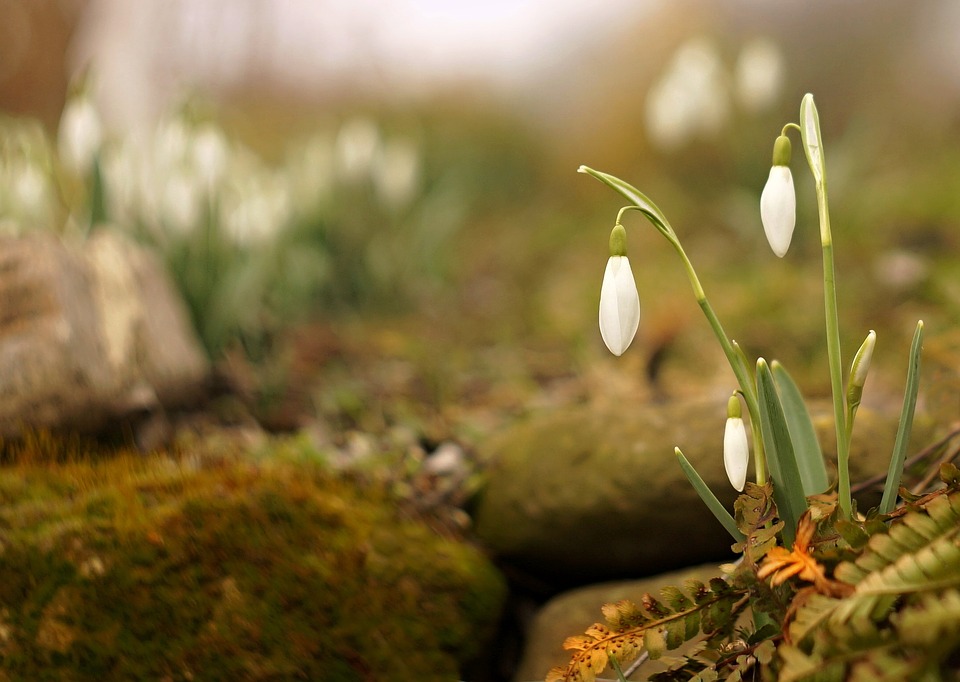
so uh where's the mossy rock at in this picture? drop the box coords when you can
[0,441,506,681]
[474,396,934,584]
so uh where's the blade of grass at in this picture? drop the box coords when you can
[674,447,744,543]
[756,359,807,546]
[879,320,924,514]
[771,361,829,496]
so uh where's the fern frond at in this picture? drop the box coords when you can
[837,492,960,584]
[781,492,960,681]
[894,588,960,648]
[788,592,841,644]
[546,583,744,682]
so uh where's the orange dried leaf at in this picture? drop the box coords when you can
[756,510,851,597]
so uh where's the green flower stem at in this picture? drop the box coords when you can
[613,201,766,483]
[819,194,850,518]
[844,403,857,460]
[696,294,766,484]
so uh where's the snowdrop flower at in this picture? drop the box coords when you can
[58,94,103,175]
[735,37,785,113]
[599,224,640,356]
[191,124,229,194]
[372,137,421,209]
[723,394,749,492]
[760,134,796,257]
[335,117,381,182]
[646,38,730,150]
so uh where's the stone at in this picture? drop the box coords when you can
[473,395,934,585]
[514,563,721,682]
[0,230,208,437]
[0,449,506,679]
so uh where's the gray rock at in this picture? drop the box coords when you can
[514,563,722,682]
[474,395,933,583]
[0,230,208,437]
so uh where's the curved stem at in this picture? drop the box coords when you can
[617,204,767,483]
[669,236,766,483]
[781,122,802,137]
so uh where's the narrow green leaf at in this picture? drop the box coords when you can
[772,361,830,495]
[756,358,807,546]
[879,320,924,514]
[674,448,745,542]
[578,165,671,228]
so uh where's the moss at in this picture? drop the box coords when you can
[0,446,506,681]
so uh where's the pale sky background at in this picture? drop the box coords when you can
[71,0,653,128]
[69,0,960,135]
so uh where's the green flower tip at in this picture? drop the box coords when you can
[609,223,627,256]
[726,394,742,419]
[771,134,792,167]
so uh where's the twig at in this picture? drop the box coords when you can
[850,423,960,494]
[621,651,649,679]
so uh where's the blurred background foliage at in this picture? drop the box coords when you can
[1,0,959,432]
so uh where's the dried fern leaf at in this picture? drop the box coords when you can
[547,584,741,682]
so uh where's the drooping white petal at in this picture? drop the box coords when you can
[723,417,749,492]
[760,165,796,257]
[599,256,640,356]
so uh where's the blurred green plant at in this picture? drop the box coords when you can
[549,94,956,681]
[2,88,538,360]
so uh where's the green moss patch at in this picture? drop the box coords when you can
[0,445,505,680]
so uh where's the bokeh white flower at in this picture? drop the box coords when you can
[645,38,730,150]
[58,94,103,175]
[734,38,785,114]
